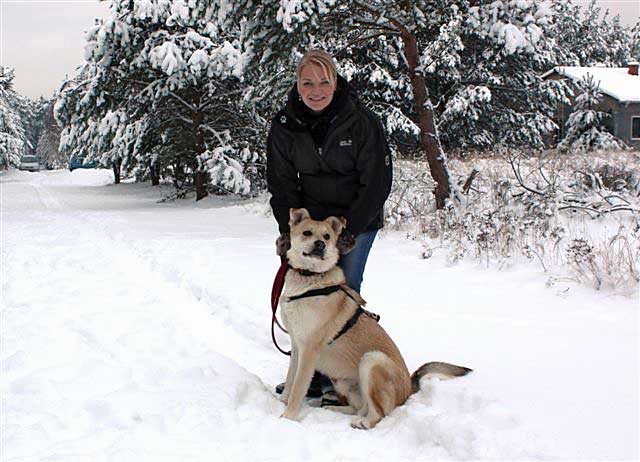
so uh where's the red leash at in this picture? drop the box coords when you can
[271,258,291,356]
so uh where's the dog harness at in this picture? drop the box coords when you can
[271,259,379,356]
[286,285,380,344]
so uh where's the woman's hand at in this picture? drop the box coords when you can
[276,232,291,258]
[337,229,356,255]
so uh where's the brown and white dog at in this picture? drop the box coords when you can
[278,208,471,429]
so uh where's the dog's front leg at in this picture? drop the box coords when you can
[280,344,298,405]
[281,345,319,421]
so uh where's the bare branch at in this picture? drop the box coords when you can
[462,169,479,195]
[506,150,545,196]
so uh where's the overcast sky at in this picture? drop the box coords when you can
[1,0,639,99]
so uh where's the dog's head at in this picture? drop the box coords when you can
[287,208,346,273]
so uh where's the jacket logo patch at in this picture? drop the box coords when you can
[280,115,287,124]
[339,139,352,147]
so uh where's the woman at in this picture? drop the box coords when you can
[267,50,392,294]
[267,50,393,401]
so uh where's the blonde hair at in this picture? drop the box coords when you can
[296,50,338,87]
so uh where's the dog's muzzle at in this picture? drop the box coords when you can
[304,240,326,259]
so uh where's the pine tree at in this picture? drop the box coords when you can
[554,0,637,67]
[17,96,50,159]
[559,74,626,152]
[435,0,570,151]
[35,99,63,169]
[0,67,27,169]
[631,23,640,61]
[55,1,260,198]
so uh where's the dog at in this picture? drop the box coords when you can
[278,208,472,429]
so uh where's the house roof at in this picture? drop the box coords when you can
[542,66,640,103]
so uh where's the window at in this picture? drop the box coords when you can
[632,117,640,140]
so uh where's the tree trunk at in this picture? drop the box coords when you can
[192,104,208,201]
[173,160,183,187]
[194,171,208,201]
[150,163,160,186]
[112,158,122,184]
[401,30,452,209]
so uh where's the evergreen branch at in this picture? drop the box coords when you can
[176,115,194,125]
[335,32,395,57]
[352,0,402,33]
[167,91,197,112]
[201,125,227,146]
[351,18,399,34]
[198,89,247,110]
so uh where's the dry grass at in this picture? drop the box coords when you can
[386,149,640,295]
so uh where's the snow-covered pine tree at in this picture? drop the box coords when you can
[559,74,626,152]
[0,67,27,169]
[631,23,640,62]
[439,0,570,150]
[55,1,259,198]
[554,0,608,66]
[333,1,569,153]
[554,0,637,67]
[35,98,63,169]
[17,96,50,159]
[604,14,637,67]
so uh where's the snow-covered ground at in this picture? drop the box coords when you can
[1,169,638,461]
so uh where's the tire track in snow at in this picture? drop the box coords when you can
[2,180,281,461]
[29,177,63,211]
[90,228,284,378]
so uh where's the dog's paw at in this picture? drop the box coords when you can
[350,416,373,430]
[280,410,301,421]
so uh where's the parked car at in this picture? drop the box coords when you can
[18,155,40,172]
[68,155,98,171]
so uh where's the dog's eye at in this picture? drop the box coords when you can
[303,230,312,237]
[323,234,330,240]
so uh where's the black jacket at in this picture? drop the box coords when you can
[267,77,393,236]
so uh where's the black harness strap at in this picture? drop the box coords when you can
[328,308,365,345]
[286,285,342,301]
[286,285,379,344]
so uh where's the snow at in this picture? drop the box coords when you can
[2,169,638,461]
[151,41,184,76]
[544,66,640,103]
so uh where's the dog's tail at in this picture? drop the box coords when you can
[411,362,472,393]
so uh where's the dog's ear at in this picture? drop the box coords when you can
[289,208,310,227]
[328,216,347,235]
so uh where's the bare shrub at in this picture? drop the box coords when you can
[566,227,640,291]
[385,159,436,232]
[386,149,640,294]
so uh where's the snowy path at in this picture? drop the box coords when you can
[1,170,637,461]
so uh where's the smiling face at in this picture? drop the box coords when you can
[297,63,336,113]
